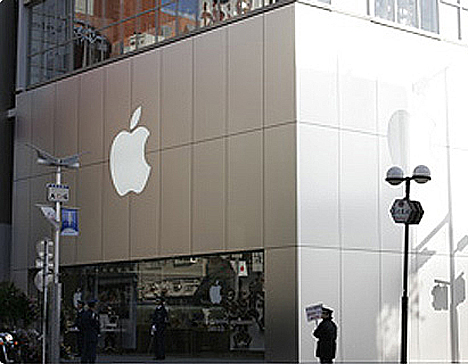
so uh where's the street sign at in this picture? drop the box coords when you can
[390,199,424,225]
[36,204,60,229]
[408,200,424,224]
[61,207,79,236]
[47,183,69,202]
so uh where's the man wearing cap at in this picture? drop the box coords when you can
[151,297,168,360]
[313,307,337,363]
[81,300,100,363]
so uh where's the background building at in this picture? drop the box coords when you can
[0,0,17,282]
[11,0,468,362]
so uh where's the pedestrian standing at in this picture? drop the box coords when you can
[151,297,168,360]
[74,300,85,358]
[81,300,100,363]
[313,307,337,364]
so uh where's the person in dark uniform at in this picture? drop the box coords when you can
[74,300,85,358]
[81,300,100,363]
[313,307,337,364]
[151,297,168,360]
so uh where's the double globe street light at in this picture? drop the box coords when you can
[385,165,431,364]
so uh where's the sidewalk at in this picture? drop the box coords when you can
[62,354,265,363]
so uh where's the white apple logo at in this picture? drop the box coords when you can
[110,106,151,196]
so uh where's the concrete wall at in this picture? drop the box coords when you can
[296,3,468,363]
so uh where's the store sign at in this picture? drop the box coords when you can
[110,106,151,196]
[390,198,424,224]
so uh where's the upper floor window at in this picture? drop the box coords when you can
[26,0,282,86]
[75,0,94,15]
[439,0,468,40]
[374,0,439,32]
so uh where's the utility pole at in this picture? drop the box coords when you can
[386,165,431,364]
[28,144,80,363]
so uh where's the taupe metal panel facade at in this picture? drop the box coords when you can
[227,16,263,134]
[55,76,79,157]
[131,50,161,153]
[194,28,227,142]
[129,152,159,259]
[192,138,226,254]
[78,68,105,165]
[12,4,298,361]
[76,164,104,264]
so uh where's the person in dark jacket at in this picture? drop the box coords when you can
[313,307,337,363]
[151,297,168,360]
[80,300,100,363]
[74,300,85,358]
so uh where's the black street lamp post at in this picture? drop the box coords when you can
[386,165,431,364]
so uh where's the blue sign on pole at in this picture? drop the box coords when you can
[61,207,79,236]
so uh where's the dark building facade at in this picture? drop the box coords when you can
[0,0,17,281]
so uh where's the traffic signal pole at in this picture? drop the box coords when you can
[28,144,81,363]
[401,178,411,364]
[50,166,62,364]
[42,242,49,364]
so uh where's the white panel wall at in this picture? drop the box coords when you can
[295,7,338,127]
[298,247,341,361]
[297,124,339,248]
[297,3,468,363]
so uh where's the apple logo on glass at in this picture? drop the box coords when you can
[110,106,151,196]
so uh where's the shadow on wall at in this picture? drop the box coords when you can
[380,105,467,361]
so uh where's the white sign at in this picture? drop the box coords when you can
[305,303,323,322]
[209,282,222,304]
[37,205,60,229]
[61,207,79,236]
[238,261,248,277]
[110,106,151,196]
[47,183,69,202]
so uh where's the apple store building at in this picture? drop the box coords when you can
[10,0,468,362]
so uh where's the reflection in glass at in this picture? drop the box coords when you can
[73,21,112,67]
[397,0,418,27]
[159,3,178,40]
[57,251,264,359]
[375,0,395,21]
[420,0,439,32]
[179,0,198,33]
[29,55,42,85]
[27,0,297,85]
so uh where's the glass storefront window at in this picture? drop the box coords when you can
[45,250,264,360]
